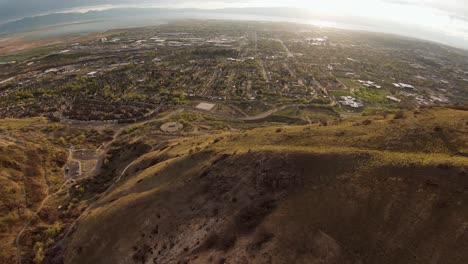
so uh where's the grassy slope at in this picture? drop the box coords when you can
[0,118,114,263]
[0,118,67,262]
[62,108,468,264]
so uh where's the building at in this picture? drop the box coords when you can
[339,96,364,108]
[358,80,382,89]
[386,96,402,102]
[393,83,415,89]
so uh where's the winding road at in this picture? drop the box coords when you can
[178,103,296,121]
[238,104,295,121]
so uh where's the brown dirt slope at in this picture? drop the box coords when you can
[0,118,68,263]
[0,117,115,264]
[61,108,468,264]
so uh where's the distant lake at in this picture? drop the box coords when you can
[25,12,361,38]
[27,19,168,38]
[2,7,464,50]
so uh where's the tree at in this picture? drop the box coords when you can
[33,242,45,264]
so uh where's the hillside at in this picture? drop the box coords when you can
[44,107,468,264]
[0,118,114,263]
[0,118,68,262]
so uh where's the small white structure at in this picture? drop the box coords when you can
[347,57,359,62]
[339,96,363,108]
[386,96,402,102]
[358,80,381,89]
[87,71,97,76]
[430,95,448,103]
[196,102,215,111]
[227,58,243,62]
[393,83,415,89]
[45,68,59,73]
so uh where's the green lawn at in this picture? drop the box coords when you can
[0,46,57,63]
[354,87,388,104]
[336,77,361,90]
[330,90,353,97]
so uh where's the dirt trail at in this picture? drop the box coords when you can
[86,108,184,180]
[58,141,173,246]
[58,160,136,241]
[15,158,70,264]
[54,109,184,244]
[28,105,294,256]
[14,109,184,263]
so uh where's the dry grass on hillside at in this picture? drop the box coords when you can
[0,118,115,264]
[61,108,468,264]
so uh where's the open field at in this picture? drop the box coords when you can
[0,30,108,57]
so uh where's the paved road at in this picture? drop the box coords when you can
[179,104,296,121]
[239,104,296,121]
[278,38,294,58]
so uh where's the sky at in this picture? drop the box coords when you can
[1,0,468,49]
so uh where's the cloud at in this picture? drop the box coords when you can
[383,0,468,19]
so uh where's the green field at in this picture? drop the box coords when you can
[0,45,57,63]
[336,77,362,90]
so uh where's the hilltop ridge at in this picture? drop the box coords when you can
[44,107,468,264]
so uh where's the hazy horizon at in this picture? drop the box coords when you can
[0,1,468,50]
